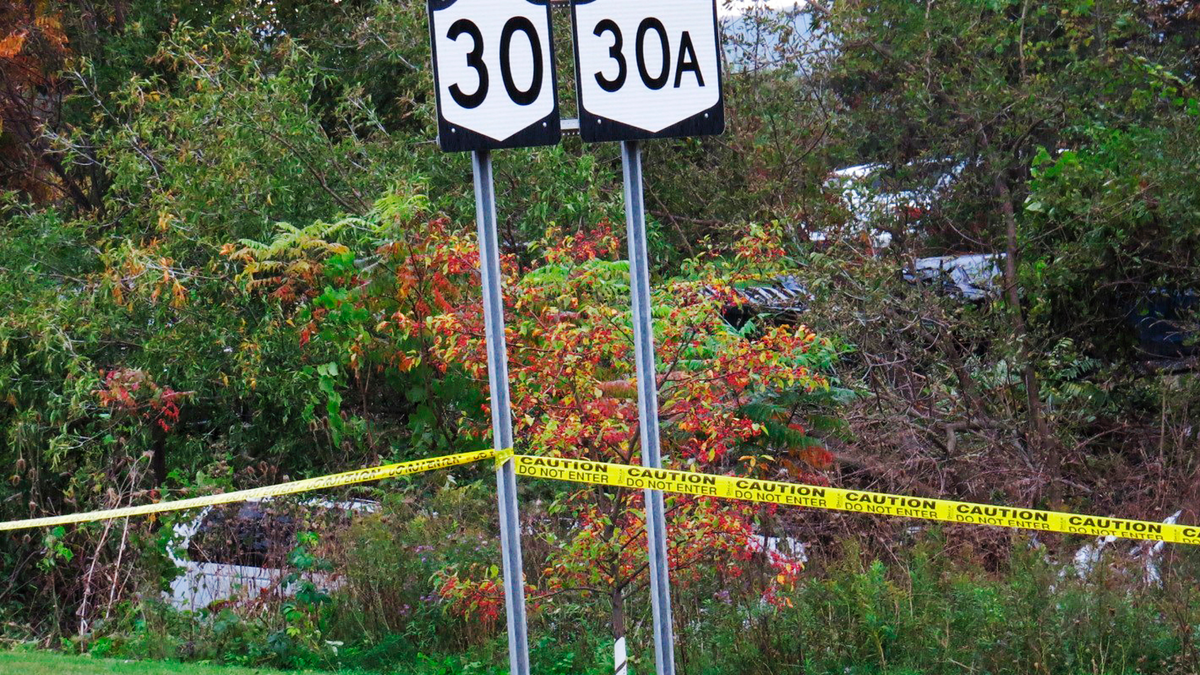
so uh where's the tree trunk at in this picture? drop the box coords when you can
[151,427,167,487]
[611,575,628,675]
[611,583,626,639]
[992,164,1058,496]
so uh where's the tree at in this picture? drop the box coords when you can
[231,189,841,653]
[0,1,79,205]
[810,0,1186,495]
[1022,79,1200,357]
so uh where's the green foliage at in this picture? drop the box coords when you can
[1023,94,1200,355]
[0,650,341,675]
[38,526,75,572]
[3,0,1200,673]
[671,534,1200,674]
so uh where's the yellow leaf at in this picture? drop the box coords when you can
[172,282,188,308]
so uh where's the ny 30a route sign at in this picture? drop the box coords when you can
[573,0,724,143]
[428,0,561,152]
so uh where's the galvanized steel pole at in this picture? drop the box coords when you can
[621,139,677,675]
[472,149,531,675]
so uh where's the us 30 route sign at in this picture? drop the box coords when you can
[428,0,561,152]
[572,0,724,143]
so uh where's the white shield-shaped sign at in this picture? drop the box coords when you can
[428,0,561,152]
[573,0,724,143]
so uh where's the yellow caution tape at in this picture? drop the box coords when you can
[512,455,1200,546]
[494,448,515,470]
[5,449,1196,546]
[0,450,499,532]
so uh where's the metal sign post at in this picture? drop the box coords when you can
[472,150,530,675]
[621,139,676,675]
[429,1,724,670]
[427,2,562,673]
[572,2,725,673]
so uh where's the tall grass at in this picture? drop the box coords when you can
[57,487,1200,675]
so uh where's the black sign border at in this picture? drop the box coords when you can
[571,0,725,143]
[428,0,562,153]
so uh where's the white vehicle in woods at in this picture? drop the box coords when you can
[164,498,377,611]
[813,158,968,250]
[903,253,1005,302]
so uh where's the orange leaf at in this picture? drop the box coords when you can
[0,32,27,59]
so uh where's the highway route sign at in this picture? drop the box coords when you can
[428,0,561,152]
[572,0,724,142]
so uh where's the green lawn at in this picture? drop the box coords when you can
[0,651,347,675]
